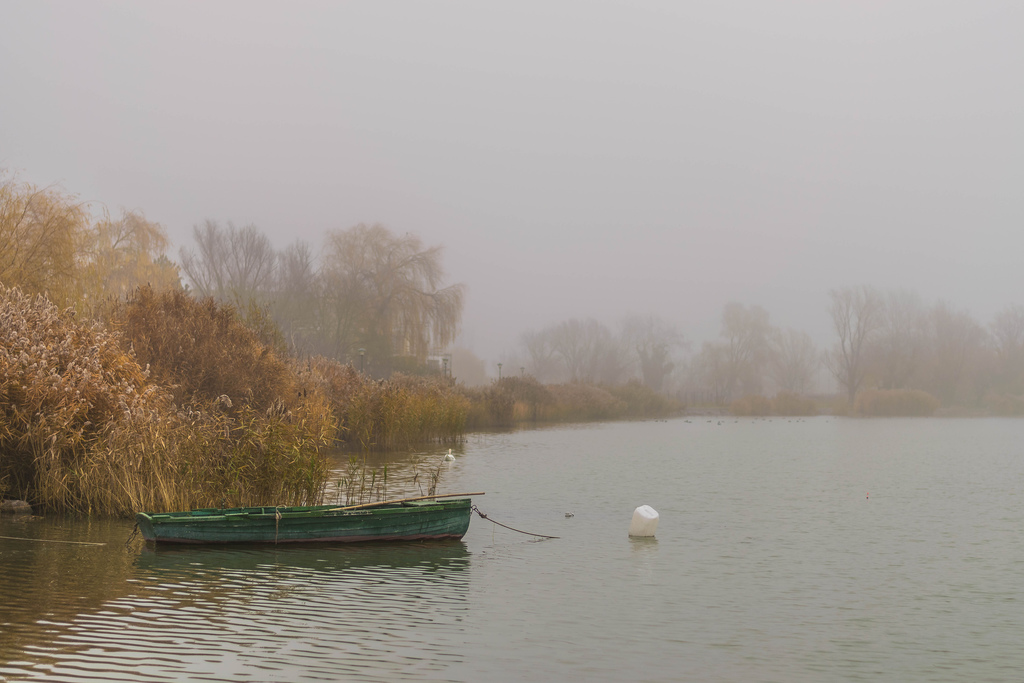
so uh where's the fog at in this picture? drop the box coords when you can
[2,1,1021,364]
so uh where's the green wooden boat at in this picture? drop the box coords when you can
[135,495,478,545]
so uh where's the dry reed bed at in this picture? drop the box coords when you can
[463,377,682,428]
[302,358,469,451]
[0,285,333,515]
[730,392,819,417]
[854,389,940,416]
[2,283,683,515]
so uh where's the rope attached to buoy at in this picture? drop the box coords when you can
[471,505,559,539]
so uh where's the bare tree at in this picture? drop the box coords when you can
[522,319,632,385]
[990,304,1024,395]
[270,240,319,353]
[225,224,276,301]
[823,286,883,405]
[768,328,818,395]
[690,341,731,404]
[873,289,928,390]
[592,330,631,385]
[522,328,563,383]
[551,318,603,383]
[179,220,227,298]
[926,302,990,405]
[179,220,276,305]
[720,302,771,399]
[622,314,685,392]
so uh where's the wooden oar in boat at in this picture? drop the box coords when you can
[328,492,485,512]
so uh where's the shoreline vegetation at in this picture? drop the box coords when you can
[5,171,1024,518]
[725,388,1024,418]
[4,274,1007,516]
[2,284,1021,518]
[0,285,682,516]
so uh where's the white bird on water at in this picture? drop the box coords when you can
[443,449,455,461]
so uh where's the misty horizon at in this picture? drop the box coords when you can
[2,2,1021,371]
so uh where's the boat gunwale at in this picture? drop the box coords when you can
[140,498,472,525]
[135,497,474,544]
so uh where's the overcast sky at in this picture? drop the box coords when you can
[2,1,1021,363]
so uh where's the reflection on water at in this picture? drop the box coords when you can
[2,519,471,682]
[322,447,461,507]
[0,516,138,666]
[135,539,469,573]
[5,419,1024,681]
[628,536,659,551]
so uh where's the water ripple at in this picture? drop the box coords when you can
[6,420,1024,681]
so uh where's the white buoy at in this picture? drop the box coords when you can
[443,449,455,461]
[629,505,659,537]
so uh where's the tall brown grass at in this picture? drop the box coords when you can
[770,392,818,416]
[110,286,296,411]
[293,355,470,450]
[0,281,691,515]
[854,389,940,416]
[462,377,553,428]
[0,285,334,515]
[607,381,682,417]
[985,394,1024,416]
[541,383,624,421]
[730,393,818,417]
[343,373,469,451]
[80,397,333,516]
[730,394,773,416]
[463,377,681,428]
[0,285,156,507]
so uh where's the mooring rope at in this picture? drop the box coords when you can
[0,534,106,546]
[471,505,559,540]
[125,523,140,548]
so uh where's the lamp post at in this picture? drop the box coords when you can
[497,362,502,380]
[442,356,449,380]
[359,348,365,374]
[520,366,525,378]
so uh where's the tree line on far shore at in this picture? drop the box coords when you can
[5,167,1024,426]
[685,288,1024,416]
[504,288,1024,418]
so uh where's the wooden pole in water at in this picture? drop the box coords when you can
[328,492,485,512]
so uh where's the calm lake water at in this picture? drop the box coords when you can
[3,417,1024,682]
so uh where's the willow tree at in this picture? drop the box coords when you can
[0,172,89,307]
[318,224,464,371]
[80,209,181,307]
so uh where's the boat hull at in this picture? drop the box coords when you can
[136,498,473,544]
